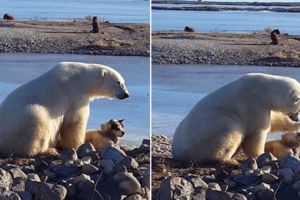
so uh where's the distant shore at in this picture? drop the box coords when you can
[152,6,300,13]
[152,31,300,67]
[0,20,149,56]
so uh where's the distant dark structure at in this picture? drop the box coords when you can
[91,16,99,33]
[270,29,280,45]
[184,26,195,33]
[3,13,14,20]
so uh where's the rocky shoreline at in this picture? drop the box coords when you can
[152,31,300,67]
[152,134,300,200]
[0,139,150,200]
[0,20,149,56]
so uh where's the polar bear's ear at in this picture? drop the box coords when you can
[99,69,107,78]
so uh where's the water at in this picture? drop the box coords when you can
[0,54,150,145]
[152,10,300,34]
[0,0,149,23]
[152,64,300,140]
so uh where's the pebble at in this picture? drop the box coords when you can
[0,168,13,191]
[240,158,258,172]
[262,173,278,183]
[208,182,221,191]
[257,152,277,168]
[113,170,141,195]
[60,148,78,163]
[279,168,295,184]
[280,155,300,175]
[77,143,96,158]
[158,177,194,200]
[81,163,99,175]
[100,159,116,175]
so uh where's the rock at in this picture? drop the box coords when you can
[65,183,77,199]
[257,152,277,168]
[11,178,25,192]
[206,189,233,200]
[43,169,56,179]
[141,164,150,188]
[184,174,208,189]
[8,168,27,180]
[157,177,194,200]
[77,179,95,191]
[280,155,300,175]
[224,178,236,188]
[125,194,142,200]
[81,156,92,164]
[25,180,67,200]
[240,158,258,172]
[21,165,35,174]
[16,191,31,200]
[253,183,272,193]
[52,164,79,177]
[60,148,78,163]
[233,173,259,186]
[293,180,300,191]
[279,168,295,184]
[192,188,206,200]
[116,156,139,171]
[0,191,21,200]
[100,159,115,175]
[71,174,91,184]
[262,173,278,184]
[33,157,49,172]
[77,143,96,158]
[113,170,141,195]
[101,146,127,164]
[232,193,247,200]
[142,139,150,146]
[82,164,99,175]
[27,173,41,182]
[208,182,221,191]
[0,168,13,191]
[261,165,271,173]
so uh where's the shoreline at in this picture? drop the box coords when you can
[0,20,150,57]
[152,31,300,67]
[152,6,300,13]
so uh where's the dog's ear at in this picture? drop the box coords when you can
[118,119,124,123]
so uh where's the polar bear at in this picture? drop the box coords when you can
[172,73,300,164]
[0,62,129,157]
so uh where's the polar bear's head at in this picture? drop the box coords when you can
[58,62,129,100]
[271,76,300,116]
[97,65,129,100]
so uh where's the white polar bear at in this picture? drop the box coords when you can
[0,62,129,157]
[172,73,300,164]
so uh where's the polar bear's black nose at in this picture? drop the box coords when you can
[118,92,129,99]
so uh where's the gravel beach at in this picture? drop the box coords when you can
[152,134,300,200]
[0,20,149,56]
[152,31,300,67]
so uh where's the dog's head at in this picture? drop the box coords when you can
[101,119,125,137]
[282,132,300,148]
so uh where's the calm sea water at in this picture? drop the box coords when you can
[152,10,300,34]
[0,0,149,23]
[152,64,300,140]
[0,54,150,145]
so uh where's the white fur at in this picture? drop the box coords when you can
[172,73,300,163]
[0,62,128,157]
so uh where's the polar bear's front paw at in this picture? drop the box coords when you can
[40,148,59,156]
